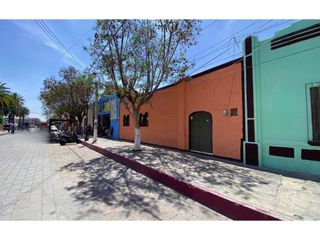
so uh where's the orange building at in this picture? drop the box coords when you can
[119,59,244,161]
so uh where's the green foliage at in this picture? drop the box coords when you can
[0,82,12,109]
[87,20,201,118]
[2,91,29,123]
[40,66,95,125]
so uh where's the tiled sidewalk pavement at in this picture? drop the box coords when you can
[0,132,229,220]
[84,137,320,220]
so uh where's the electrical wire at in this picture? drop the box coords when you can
[39,20,84,68]
[35,20,84,69]
[187,38,320,88]
[189,20,296,75]
[189,20,294,65]
[189,20,259,60]
[201,20,217,31]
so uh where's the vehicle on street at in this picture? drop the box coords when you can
[49,125,60,142]
[59,131,81,145]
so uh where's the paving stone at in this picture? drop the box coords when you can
[0,204,15,216]
[11,131,320,220]
[82,136,320,220]
[0,214,11,220]
[27,211,42,220]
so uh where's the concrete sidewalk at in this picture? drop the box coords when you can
[83,137,320,220]
[0,131,9,136]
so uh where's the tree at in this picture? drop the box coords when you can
[40,66,95,129]
[0,82,12,112]
[3,92,25,124]
[87,20,200,150]
[17,106,30,129]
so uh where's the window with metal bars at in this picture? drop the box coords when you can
[139,112,149,127]
[123,114,130,126]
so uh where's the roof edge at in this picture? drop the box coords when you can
[156,57,243,92]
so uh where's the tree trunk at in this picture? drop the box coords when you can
[77,114,84,135]
[9,113,14,124]
[132,109,141,151]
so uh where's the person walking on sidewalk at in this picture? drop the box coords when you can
[10,123,15,134]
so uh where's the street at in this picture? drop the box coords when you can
[0,131,228,220]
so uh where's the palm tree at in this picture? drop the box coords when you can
[17,106,30,129]
[5,92,24,124]
[0,82,12,111]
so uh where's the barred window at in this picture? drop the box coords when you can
[139,112,149,127]
[123,115,130,126]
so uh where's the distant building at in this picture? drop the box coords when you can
[28,118,41,127]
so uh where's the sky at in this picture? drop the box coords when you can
[0,19,297,121]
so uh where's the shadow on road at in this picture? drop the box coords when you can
[60,156,204,219]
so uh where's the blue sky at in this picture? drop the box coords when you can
[0,19,297,121]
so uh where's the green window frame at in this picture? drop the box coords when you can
[306,82,320,145]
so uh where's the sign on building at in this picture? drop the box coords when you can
[110,99,117,120]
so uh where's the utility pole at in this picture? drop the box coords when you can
[92,73,98,144]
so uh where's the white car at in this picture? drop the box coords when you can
[50,125,58,131]
[49,125,60,141]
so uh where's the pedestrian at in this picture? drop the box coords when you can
[87,123,92,136]
[10,123,15,134]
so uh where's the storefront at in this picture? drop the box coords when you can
[98,94,120,139]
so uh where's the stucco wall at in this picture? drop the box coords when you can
[120,84,180,148]
[119,61,243,160]
[249,20,320,176]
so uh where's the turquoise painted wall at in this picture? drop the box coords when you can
[247,20,320,176]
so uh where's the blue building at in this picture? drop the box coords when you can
[98,94,120,139]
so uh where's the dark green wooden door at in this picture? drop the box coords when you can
[189,111,212,153]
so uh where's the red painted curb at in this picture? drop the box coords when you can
[80,140,281,221]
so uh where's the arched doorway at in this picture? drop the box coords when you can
[189,111,212,154]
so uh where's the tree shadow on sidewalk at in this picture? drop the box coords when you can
[100,146,278,201]
[60,156,206,220]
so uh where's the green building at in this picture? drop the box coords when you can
[243,20,320,176]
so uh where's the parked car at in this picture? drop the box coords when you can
[49,125,60,142]
[50,125,58,131]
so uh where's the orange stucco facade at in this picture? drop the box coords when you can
[119,60,243,160]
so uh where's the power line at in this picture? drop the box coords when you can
[189,20,294,65]
[49,27,93,71]
[201,20,217,31]
[187,39,320,87]
[188,46,233,76]
[40,20,84,69]
[233,20,294,41]
[189,20,296,74]
[188,21,267,65]
[35,20,84,69]
[192,39,237,63]
[189,20,259,60]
